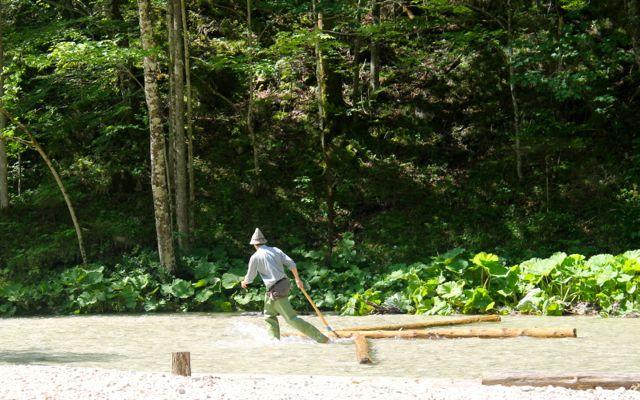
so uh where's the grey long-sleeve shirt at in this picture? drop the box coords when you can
[245,246,296,289]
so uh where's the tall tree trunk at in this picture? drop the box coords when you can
[507,0,523,181]
[137,0,176,271]
[171,0,189,250]
[0,136,7,210]
[165,0,176,232]
[0,108,87,264]
[0,3,8,211]
[552,0,565,72]
[351,0,364,102]
[545,154,550,213]
[181,0,195,238]
[247,78,259,182]
[369,0,380,96]
[313,0,337,261]
[247,0,260,189]
[17,152,20,196]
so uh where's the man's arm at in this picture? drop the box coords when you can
[290,267,304,290]
[241,257,257,289]
[277,248,296,271]
[276,248,304,289]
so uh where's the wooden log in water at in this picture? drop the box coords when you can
[171,352,191,376]
[482,372,640,390]
[338,315,501,332]
[283,327,576,339]
[352,327,577,339]
[353,334,372,364]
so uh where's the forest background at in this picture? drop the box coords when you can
[0,0,639,317]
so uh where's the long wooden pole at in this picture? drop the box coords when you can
[353,327,576,339]
[338,315,501,332]
[299,285,340,338]
[482,372,640,390]
[284,327,576,340]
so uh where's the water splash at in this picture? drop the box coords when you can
[327,336,353,344]
[215,320,332,347]
[225,320,277,346]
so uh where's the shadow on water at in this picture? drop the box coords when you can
[0,349,122,365]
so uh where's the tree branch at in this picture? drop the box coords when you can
[0,106,88,264]
[455,2,506,29]
[193,73,241,113]
[119,65,145,90]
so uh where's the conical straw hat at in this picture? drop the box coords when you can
[250,228,267,245]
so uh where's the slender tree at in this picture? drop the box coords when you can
[247,0,261,188]
[170,0,190,250]
[552,0,565,72]
[369,0,380,96]
[165,1,176,206]
[181,0,196,237]
[0,1,8,211]
[0,108,87,264]
[351,0,364,103]
[137,0,176,271]
[627,0,640,69]
[313,0,344,260]
[458,1,524,180]
[507,0,523,181]
[165,0,176,229]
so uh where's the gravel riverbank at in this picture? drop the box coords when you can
[1,365,639,400]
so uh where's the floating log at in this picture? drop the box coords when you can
[353,327,576,339]
[353,335,372,364]
[482,372,640,390]
[283,327,576,339]
[171,352,191,376]
[338,315,501,332]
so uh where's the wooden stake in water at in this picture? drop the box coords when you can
[171,352,191,376]
[353,335,372,364]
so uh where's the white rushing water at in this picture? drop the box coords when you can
[0,313,639,378]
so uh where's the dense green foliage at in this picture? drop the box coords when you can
[1,0,639,317]
[2,239,639,317]
[340,248,640,317]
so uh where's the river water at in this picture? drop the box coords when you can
[0,314,638,378]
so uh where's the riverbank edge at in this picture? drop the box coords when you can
[1,365,639,400]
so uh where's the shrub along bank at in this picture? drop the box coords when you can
[1,239,638,317]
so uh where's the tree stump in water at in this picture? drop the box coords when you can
[171,352,191,376]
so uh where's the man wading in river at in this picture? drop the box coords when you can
[241,228,329,343]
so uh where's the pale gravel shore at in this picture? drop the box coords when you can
[1,366,640,400]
